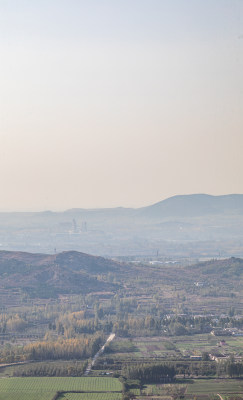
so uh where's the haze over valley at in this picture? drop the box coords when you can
[1,0,243,398]
[1,194,243,259]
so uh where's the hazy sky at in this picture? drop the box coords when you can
[0,0,243,211]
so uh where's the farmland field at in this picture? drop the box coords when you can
[186,378,243,395]
[135,379,243,400]
[107,337,179,360]
[0,377,122,400]
[62,393,122,399]
[108,334,243,361]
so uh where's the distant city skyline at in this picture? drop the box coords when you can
[0,0,243,211]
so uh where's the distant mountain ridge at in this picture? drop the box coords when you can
[139,194,243,218]
[63,193,243,218]
[1,194,243,219]
[0,194,243,258]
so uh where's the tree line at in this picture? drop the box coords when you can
[24,333,103,361]
[14,361,87,377]
[122,363,176,384]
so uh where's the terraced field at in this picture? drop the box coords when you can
[0,377,122,400]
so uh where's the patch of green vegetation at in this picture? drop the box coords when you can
[134,380,243,399]
[105,340,138,354]
[0,394,52,400]
[186,379,243,394]
[0,377,122,400]
[62,393,122,400]
[164,341,176,350]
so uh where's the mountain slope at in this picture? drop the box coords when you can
[139,194,243,218]
[0,250,123,298]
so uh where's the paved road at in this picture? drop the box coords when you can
[84,333,115,376]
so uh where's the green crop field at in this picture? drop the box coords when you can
[0,392,52,400]
[63,393,122,400]
[134,379,243,400]
[186,378,243,396]
[0,377,122,400]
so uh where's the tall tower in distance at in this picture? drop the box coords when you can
[72,218,78,233]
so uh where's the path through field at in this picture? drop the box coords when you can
[85,333,115,375]
[217,394,224,400]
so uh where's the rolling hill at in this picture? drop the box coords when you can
[0,250,123,298]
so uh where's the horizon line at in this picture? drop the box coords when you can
[0,192,242,213]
